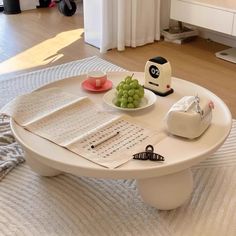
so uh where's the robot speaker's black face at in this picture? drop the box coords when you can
[149,65,160,79]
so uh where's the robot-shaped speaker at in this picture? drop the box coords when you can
[144,57,174,96]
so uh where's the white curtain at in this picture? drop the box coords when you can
[100,0,161,53]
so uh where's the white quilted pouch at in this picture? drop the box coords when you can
[166,96,214,139]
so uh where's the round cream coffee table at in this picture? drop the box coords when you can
[11,72,232,210]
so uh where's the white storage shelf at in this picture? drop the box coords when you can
[170,0,236,36]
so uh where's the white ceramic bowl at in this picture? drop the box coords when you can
[103,88,156,111]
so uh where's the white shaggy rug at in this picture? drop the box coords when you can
[0,56,235,236]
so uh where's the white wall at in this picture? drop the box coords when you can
[160,0,171,30]
[20,0,38,11]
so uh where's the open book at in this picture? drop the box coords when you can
[1,87,160,168]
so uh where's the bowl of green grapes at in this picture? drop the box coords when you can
[103,74,156,111]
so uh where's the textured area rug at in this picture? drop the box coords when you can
[0,56,236,236]
[0,56,125,108]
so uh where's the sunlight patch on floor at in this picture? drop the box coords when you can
[0,28,84,74]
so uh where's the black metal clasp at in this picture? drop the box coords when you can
[133,145,165,161]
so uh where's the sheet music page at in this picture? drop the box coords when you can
[67,116,163,169]
[1,87,161,168]
[27,97,119,146]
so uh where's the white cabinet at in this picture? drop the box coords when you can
[170,0,236,63]
[170,0,236,36]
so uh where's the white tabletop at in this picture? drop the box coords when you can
[11,72,232,179]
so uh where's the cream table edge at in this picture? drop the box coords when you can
[10,72,232,180]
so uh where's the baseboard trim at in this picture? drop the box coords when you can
[199,28,236,48]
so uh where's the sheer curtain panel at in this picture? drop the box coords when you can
[83,0,161,53]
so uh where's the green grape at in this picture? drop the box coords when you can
[138,92,144,98]
[133,100,139,108]
[118,82,125,90]
[128,89,135,96]
[115,100,121,107]
[133,94,139,100]
[122,93,128,98]
[130,82,137,89]
[123,84,130,90]
[127,103,135,108]
[123,90,128,95]
[117,90,123,98]
[127,96,133,103]
[125,76,132,84]
[121,97,128,104]
[121,102,127,108]
[138,84,144,91]
[139,87,144,98]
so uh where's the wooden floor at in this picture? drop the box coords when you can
[0,6,235,118]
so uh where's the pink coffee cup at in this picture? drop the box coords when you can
[87,71,107,88]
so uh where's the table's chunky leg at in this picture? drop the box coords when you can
[25,150,62,177]
[137,169,193,210]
